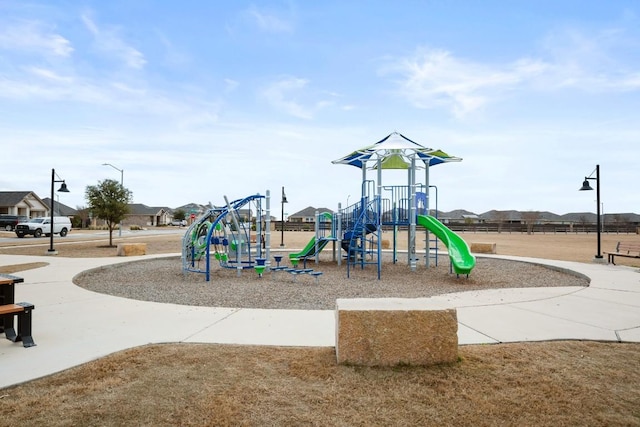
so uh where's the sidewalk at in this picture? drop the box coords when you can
[1,253,639,389]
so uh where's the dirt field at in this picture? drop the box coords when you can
[1,228,640,266]
[1,229,639,425]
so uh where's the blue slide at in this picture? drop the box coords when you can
[417,215,476,276]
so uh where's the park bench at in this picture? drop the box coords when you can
[0,302,36,347]
[606,242,640,265]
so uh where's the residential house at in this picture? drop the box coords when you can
[42,198,79,217]
[380,208,439,223]
[288,206,334,223]
[175,202,211,219]
[441,209,482,224]
[0,191,48,218]
[124,204,172,227]
[479,210,563,225]
[173,203,254,224]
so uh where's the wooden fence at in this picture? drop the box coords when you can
[275,221,638,235]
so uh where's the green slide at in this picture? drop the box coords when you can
[289,237,331,260]
[417,215,476,276]
[289,212,333,260]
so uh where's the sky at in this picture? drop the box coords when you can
[1,1,639,218]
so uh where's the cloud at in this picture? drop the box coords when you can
[537,26,640,92]
[245,5,294,33]
[385,26,640,117]
[383,49,546,118]
[260,77,347,119]
[156,31,191,67]
[224,78,239,92]
[81,12,146,69]
[261,77,313,119]
[0,20,73,57]
[26,66,73,83]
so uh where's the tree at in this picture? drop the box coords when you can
[521,211,541,235]
[612,214,629,233]
[172,209,187,221]
[578,215,589,232]
[74,205,91,229]
[85,179,133,247]
[493,210,509,234]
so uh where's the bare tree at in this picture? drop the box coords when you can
[521,211,541,235]
[75,205,91,229]
[612,214,629,233]
[578,215,589,232]
[494,211,509,233]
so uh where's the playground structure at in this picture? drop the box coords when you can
[288,211,336,266]
[331,132,476,278]
[181,132,477,281]
[182,193,271,281]
[182,191,328,282]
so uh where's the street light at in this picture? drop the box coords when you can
[102,163,124,237]
[280,186,288,247]
[579,164,603,260]
[48,168,69,255]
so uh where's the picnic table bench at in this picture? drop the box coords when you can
[0,273,36,347]
[605,242,640,265]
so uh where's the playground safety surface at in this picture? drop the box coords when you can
[74,253,589,310]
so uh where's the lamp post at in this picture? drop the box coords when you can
[579,164,603,260]
[102,163,124,237]
[280,186,288,247]
[48,168,69,255]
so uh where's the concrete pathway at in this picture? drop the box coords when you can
[1,253,638,389]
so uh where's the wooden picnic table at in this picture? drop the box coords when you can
[0,274,24,331]
[0,273,30,345]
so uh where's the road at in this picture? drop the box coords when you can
[0,227,186,246]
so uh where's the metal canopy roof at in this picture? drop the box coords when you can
[331,132,461,170]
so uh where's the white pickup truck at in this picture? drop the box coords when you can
[15,217,72,238]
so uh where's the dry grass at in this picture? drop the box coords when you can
[0,262,48,274]
[1,343,638,426]
[1,230,640,425]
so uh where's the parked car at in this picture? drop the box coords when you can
[15,216,72,238]
[0,215,29,231]
[169,219,187,226]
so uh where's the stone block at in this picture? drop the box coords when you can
[470,242,496,254]
[335,299,458,366]
[117,243,147,256]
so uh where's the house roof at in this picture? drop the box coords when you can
[0,191,40,207]
[175,203,211,214]
[608,213,640,222]
[441,209,478,220]
[560,212,640,223]
[289,206,334,218]
[479,210,521,221]
[0,191,48,212]
[127,203,170,216]
[42,198,78,216]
